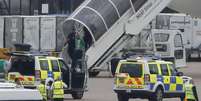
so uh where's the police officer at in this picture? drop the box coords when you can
[37,81,47,101]
[184,84,197,101]
[51,77,67,101]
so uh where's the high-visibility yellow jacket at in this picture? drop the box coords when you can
[52,81,65,99]
[185,84,196,100]
[37,83,47,100]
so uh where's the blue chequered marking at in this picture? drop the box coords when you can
[157,75,163,82]
[176,84,183,91]
[149,83,155,90]
[164,84,170,91]
[170,77,176,83]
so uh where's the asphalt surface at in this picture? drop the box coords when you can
[64,62,201,101]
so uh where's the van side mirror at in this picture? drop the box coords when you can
[176,72,184,76]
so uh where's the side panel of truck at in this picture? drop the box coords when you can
[169,15,193,49]
[192,18,201,49]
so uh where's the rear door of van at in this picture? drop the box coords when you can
[50,59,61,80]
[116,62,145,89]
[38,59,49,80]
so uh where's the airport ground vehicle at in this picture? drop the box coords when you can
[151,29,186,68]
[152,13,201,59]
[113,57,194,101]
[110,28,186,74]
[62,0,172,77]
[7,51,87,99]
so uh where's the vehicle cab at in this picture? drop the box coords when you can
[114,56,189,101]
[152,29,186,68]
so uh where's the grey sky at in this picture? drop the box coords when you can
[169,0,201,17]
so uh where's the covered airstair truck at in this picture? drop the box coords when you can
[62,0,172,76]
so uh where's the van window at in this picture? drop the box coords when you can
[160,64,169,76]
[39,60,49,70]
[51,60,60,72]
[149,64,159,74]
[154,33,169,42]
[174,34,183,47]
[169,64,177,76]
[119,63,143,77]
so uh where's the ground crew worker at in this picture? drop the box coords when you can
[83,27,92,49]
[45,77,54,100]
[67,29,76,59]
[37,81,47,101]
[51,77,67,101]
[184,84,197,101]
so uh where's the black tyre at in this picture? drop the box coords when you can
[72,91,84,99]
[53,98,64,101]
[149,88,163,101]
[117,93,129,101]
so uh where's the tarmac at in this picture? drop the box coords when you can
[64,62,201,101]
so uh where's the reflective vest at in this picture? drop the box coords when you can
[185,84,196,100]
[52,81,64,99]
[75,37,85,50]
[37,84,47,100]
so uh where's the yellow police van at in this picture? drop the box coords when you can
[7,52,62,88]
[113,57,196,101]
[7,51,87,99]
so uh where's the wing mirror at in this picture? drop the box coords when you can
[176,72,184,76]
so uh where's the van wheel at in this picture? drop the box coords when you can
[72,91,84,99]
[149,88,163,101]
[117,93,129,101]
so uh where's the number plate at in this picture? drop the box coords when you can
[126,89,132,93]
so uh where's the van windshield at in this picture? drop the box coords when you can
[154,33,169,42]
[39,60,49,70]
[119,63,143,77]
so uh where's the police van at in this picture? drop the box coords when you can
[7,52,63,88]
[7,51,87,99]
[113,56,195,101]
